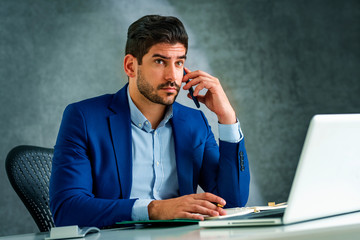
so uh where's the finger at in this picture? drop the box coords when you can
[183,75,211,89]
[184,70,213,81]
[193,199,218,211]
[182,70,215,85]
[197,200,227,216]
[186,93,205,105]
[193,192,227,206]
[178,212,204,221]
[217,207,227,216]
[193,192,226,205]
[184,67,191,74]
[192,82,206,96]
[187,193,226,207]
[182,67,192,83]
[183,77,214,93]
[194,94,206,104]
[181,196,219,213]
[184,204,220,217]
[187,75,219,95]
[187,92,193,100]
[195,200,226,215]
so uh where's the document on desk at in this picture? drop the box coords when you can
[205,207,254,220]
[204,204,288,220]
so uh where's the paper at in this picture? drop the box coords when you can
[204,203,288,220]
[205,208,255,220]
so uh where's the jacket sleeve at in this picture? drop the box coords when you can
[198,112,250,208]
[49,104,136,228]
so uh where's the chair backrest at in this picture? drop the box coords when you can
[6,145,55,232]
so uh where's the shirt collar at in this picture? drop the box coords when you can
[127,86,173,132]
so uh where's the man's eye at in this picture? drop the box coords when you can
[176,61,183,66]
[155,59,164,64]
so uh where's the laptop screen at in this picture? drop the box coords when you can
[284,114,360,224]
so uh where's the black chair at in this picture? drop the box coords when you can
[5,145,55,232]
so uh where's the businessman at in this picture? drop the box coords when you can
[50,15,250,228]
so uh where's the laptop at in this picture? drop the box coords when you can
[200,114,360,227]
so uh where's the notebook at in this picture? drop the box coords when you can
[200,113,360,227]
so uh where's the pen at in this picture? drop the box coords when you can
[183,69,200,108]
[214,203,224,208]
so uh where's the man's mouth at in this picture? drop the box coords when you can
[158,82,180,93]
[162,87,178,93]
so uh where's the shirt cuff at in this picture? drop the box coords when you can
[131,199,153,221]
[218,119,243,143]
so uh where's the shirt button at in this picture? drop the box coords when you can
[157,161,159,166]
[138,123,142,127]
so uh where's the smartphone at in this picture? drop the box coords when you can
[183,69,200,108]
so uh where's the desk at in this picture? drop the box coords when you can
[2,211,360,240]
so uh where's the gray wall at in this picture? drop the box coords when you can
[1,0,359,236]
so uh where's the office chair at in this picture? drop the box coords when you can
[5,145,55,232]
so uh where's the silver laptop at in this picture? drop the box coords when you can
[200,114,360,227]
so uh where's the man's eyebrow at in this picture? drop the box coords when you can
[152,54,187,60]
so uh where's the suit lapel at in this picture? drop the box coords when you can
[172,104,195,195]
[108,85,132,199]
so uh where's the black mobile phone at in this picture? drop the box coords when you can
[183,69,200,108]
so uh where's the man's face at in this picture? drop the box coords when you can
[135,42,186,106]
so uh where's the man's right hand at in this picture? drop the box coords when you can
[148,192,227,221]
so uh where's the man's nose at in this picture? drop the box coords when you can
[164,65,177,82]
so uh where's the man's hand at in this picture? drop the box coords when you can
[148,192,227,221]
[182,68,236,124]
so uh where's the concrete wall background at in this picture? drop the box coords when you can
[1,0,359,236]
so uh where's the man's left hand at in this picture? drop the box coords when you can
[182,68,236,124]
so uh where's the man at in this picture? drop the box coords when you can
[50,15,250,228]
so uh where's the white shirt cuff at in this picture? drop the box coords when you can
[131,199,153,221]
[218,119,243,143]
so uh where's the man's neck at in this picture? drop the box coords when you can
[129,84,166,129]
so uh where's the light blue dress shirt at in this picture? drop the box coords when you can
[127,87,243,220]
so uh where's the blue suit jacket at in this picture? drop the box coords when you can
[50,84,250,228]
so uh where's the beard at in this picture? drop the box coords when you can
[136,69,180,106]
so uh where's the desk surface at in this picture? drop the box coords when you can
[2,211,360,240]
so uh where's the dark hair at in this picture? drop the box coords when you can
[125,15,188,64]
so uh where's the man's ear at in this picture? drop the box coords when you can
[124,54,137,78]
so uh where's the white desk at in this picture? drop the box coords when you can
[2,211,360,240]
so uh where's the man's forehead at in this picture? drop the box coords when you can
[147,43,187,58]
